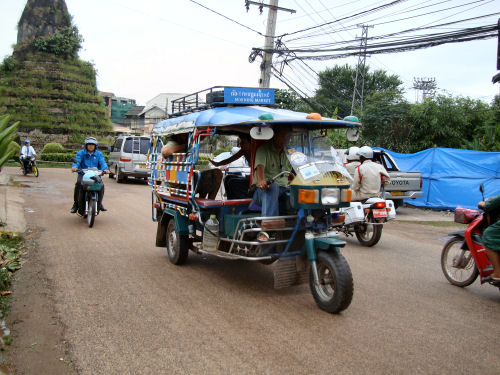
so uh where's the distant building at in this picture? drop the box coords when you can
[99,92,136,124]
[147,93,187,116]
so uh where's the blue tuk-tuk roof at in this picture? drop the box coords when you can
[152,105,361,136]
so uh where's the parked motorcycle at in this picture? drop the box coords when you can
[441,185,500,289]
[20,155,39,177]
[78,168,104,228]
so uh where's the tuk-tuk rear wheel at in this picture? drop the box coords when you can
[309,251,353,314]
[166,219,189,265]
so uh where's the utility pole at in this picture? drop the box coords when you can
[351,24,372,116]
[413,77,437,102]
[246,1,295,88]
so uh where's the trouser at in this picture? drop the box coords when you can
[251,182,289,217]
[73,174,104,211]
[20,156,30,171]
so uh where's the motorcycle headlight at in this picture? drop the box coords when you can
[321,188,340,205]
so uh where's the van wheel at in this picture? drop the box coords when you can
[115,167,124,183]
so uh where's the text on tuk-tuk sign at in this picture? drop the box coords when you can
[224,87,275,105]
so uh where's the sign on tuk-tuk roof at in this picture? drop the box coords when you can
[224,87,274,105]
[152,105,361,136]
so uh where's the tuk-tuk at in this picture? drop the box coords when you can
[148,86,362,313]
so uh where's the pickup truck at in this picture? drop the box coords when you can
[339,149,423,208]
[373,149,422,208]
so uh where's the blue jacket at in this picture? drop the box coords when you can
[72,149,108,171]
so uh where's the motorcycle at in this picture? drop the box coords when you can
[334,179,396,247]
[441,184,500,289]
[20,155,39,177]
[77,168,104,228]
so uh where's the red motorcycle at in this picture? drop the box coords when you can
[441,185,500,289]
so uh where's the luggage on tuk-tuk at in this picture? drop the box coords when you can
[147,86,362,314]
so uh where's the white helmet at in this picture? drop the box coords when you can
[357,146,373,159]
[345,146,360,161]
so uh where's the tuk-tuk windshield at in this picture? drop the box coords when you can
[287,133,352,182]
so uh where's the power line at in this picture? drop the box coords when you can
[281,0,408,38]
[188,0,264,36]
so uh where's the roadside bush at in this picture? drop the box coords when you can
[0,233,23,315]
[197,155,210,165]
[40,153,74,162]
[42,142,64,154]
[213,146,232,157]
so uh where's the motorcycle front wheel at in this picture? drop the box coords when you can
[87,198,96,228]
[441,237,478,287]
[309,251,353,314]
[33,164,39,177]
[354,216,382,247]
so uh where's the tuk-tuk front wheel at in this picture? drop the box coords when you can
[166,219,189,265]
[309,251,353,314]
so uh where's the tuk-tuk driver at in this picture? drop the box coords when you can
[161,133,222,200]
[252,127,293,217]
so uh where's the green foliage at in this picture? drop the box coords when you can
[213,146,232,157]
[197,155,210,165]
[361,90,413,152]
[0,56,17,73]
[0,115,19,169]
[315,64,403,118]
[8,141,20,160]
[32,26,83,58]
[42,142,64,154]
[0,233,23,316]
[275,89,312,112]
[40,153,75,162]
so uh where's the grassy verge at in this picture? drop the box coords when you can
[4,161,71,169]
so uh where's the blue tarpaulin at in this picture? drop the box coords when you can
[380,148,500,210]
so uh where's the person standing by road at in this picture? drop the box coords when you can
[351,146,390,201]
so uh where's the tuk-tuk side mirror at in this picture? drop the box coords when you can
[250,126,274,140]
[479,183,484,194]
[346,128,359,142]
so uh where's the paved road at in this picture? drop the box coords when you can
[10,168,500,374]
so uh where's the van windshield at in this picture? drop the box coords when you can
[123,138,150,154]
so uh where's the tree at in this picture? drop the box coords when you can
[361,90,412,152]
[406,95,493,152]
[315,64,403,118]
[275,89,313,112]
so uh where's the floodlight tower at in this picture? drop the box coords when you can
[413,77,437,102]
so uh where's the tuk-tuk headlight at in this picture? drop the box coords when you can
[341,188,352,202]
[298,189,319,204]
[321,188,340,205]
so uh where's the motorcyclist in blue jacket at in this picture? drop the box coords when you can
[70,137,110,214]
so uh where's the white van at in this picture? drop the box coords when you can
[108,136,151,183]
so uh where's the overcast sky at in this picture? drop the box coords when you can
[1,0,499,106]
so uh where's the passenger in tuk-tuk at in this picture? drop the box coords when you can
[161,133,222,200]
[209,134,252,199]
[251,127,293,216]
